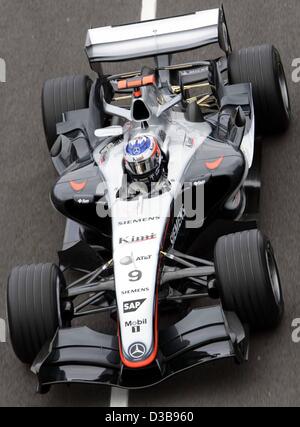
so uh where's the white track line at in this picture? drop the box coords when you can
[110,387,129,408]
[141,0,157,21]
[109,0,158,409]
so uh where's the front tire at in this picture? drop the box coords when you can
[214,230,284,330]
[229,45,291,135]
[7,263,65,364]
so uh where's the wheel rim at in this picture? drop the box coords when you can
[278,62,290,116]
[266,246,281,305]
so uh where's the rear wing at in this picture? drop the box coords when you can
[85,7,231,70]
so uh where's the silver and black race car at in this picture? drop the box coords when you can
[7,7,291,392]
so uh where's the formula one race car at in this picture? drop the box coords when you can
[7,7,291,392]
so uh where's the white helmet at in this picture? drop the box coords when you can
[124,135,162,181]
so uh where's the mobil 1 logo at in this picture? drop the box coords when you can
[125,319,147,334]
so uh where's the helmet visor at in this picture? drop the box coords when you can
[126,156,158,176]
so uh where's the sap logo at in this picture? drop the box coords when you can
[119,234,157,245]
[0,318,6,343]
[170,206,185,246]
[123,299,146,313]
[125,319,147,328]
[292,58,300,83]
[121,287,149,296]
[118,217,160,226]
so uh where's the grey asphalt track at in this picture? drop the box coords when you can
[0,0,300,407]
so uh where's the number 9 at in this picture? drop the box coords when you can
[129,270,142,282]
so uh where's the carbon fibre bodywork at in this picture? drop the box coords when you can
[29,7,263,390]
[51,130,247,255]
[32,306,248,391]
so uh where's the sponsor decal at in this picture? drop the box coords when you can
[74,197,93,205]
[118,217,160,226]
[170,206,185,246]
[125,319,147,328]
[128,342,147,360]
[128,270,142,282]
[120,255,152,265]
[136,255,152,261]
[193,180,206,187]
[121,287,150,295]
[120,256,134,266]
[119,234,157,245]
[123,299,146,313]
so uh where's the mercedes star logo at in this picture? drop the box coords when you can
[128,343,147,360]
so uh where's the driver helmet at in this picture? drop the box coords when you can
[124,135,162,181]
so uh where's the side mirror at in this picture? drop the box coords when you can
[94,126,123,139]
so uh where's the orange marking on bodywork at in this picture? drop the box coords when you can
[205,157,224,170]
[142,75,156,86]
[129,79,143,88]
[133,89,142,98]
[69,181,87,192]
[117,80,127,90]
[117,75,156,91]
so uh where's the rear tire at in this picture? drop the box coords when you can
[228,45,291,135]
[214,230,284,330]
[42,75,92,151]
[7,263,65,364]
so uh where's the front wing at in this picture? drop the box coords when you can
[32,305,248,391]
